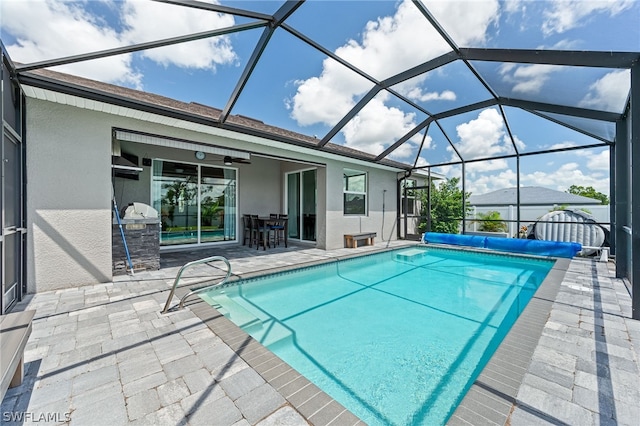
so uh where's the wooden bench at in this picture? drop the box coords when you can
[344,232,377,248]
[1,310,35,402]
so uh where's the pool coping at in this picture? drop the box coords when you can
[177,244,570,425]
[448,249,570,425]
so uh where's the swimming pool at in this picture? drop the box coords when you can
[199,246,555,425]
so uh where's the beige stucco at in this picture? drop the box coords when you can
[324,162,399,249]
[26,97,402,291]
[26,100,113,292]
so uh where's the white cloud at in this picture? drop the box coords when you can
[521,162,609,195]
[512,135,526,151]
[546,146,610,172]
[2,0,141,87]
[427,0,500,47]
[547,141,576,150]
[541,0,635,36]
[121,1,236,70]
[290,0,499,153]
[465,168,517,194]
[466,159,509,174]
[405,88,456,102]
[341,96,419,155]
[388,140,420,163]
[290,59,373,126]
[450,108,511,160]
[415,156,430,167]
[499,63,560,95]
[586,150,609,171]
[1,0,237,87]
[503,0,525,15]
[579,70,630,111]
[463,160,610,196]
[539,38,583,50]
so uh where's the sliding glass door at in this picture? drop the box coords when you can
[286,169,316,242]
[152,160,236,246]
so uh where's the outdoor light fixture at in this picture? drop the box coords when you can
[223,156,233,165]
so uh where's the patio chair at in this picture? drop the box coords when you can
[242,214,252,247]
[270,214,287,247]
[250,215,269,250]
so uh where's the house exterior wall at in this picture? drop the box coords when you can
[325,162,398,249]
[26,99,113,293]
[25,97,401,291]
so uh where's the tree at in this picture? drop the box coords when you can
[418,177,471,234]
[566,185,609,205]
[474,211,508,232]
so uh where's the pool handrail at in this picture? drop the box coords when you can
[161,255,231,313]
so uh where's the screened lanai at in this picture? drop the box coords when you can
[0,0,638,318]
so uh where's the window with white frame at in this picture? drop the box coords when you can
[343,168,367,215]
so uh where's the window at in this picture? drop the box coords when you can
[343,169,367,215]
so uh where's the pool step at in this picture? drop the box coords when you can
[395,248,427,261]
[199,293,293,348]
[200,293,262,329]
[244,320,293,348]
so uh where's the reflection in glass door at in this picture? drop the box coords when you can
[286,169,316,242]
[200,167,236,243]
[152,160,236,246]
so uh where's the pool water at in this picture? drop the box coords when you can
[200,246,554,425]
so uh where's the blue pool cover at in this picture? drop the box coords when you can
[423,232,582,258]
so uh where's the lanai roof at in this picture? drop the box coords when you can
[2,0,638,173]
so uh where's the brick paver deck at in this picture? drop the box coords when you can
[1,241,638,425]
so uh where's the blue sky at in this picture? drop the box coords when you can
[2,0,639,197]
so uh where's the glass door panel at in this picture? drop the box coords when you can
[153,160,237,247]
[2,131,22,312]
[301,170,316,241]
[287,169,316,242]
[153,161,198,246]
[200,166,236,243]
[2,233,19,312]
[287,173,300,239]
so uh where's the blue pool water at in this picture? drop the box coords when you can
[200,246,554,425]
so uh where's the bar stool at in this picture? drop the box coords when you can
[270,214,287,247]
[250,215,268,250]
[242,214,252,246]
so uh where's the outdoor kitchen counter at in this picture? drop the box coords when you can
[112,217,161,274]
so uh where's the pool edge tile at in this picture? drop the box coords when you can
[449,255,569,425]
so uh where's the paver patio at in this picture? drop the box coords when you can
[1,241,638,425]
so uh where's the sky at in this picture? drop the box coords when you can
[2,0,639,197]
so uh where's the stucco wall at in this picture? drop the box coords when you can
[26,100,113,292]
[26,97,401,290]
[324,162,398,249]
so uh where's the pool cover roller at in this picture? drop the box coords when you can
[423,232,581,258]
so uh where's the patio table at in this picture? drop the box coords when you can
[257,217,288,249]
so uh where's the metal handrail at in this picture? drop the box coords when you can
[161,255,231,313]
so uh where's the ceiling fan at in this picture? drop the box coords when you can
[222,155,251,165]
[195,151,251,165]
